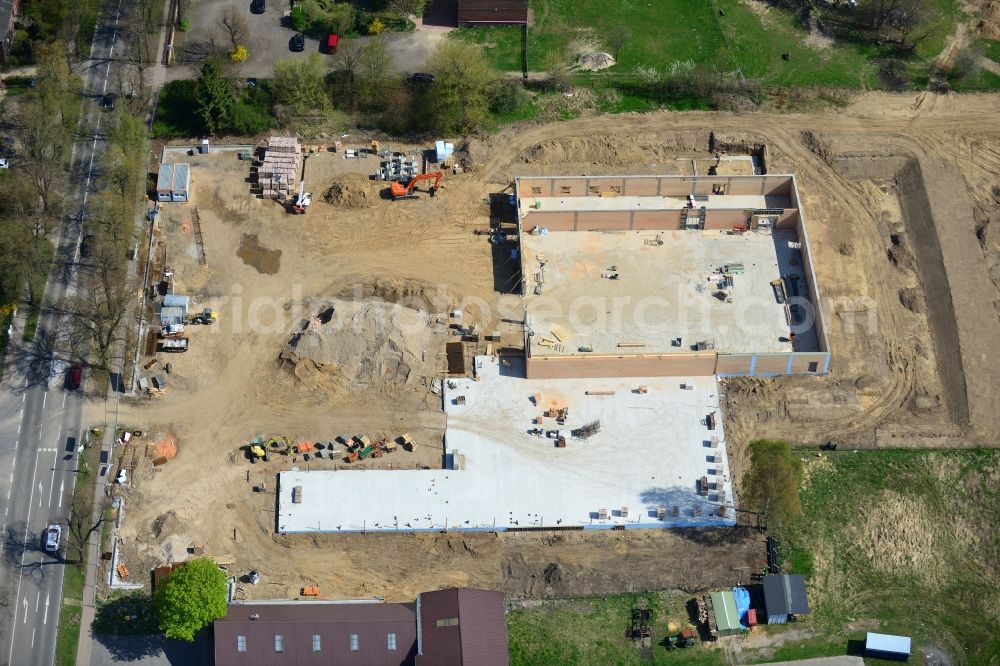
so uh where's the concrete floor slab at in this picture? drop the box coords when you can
[277,356,735,533]
[522,228,819,356]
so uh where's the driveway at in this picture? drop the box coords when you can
[165,0,454,81]
[91,633,212,666]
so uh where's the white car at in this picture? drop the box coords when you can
[44,525,61,552]
[0,159,9,169]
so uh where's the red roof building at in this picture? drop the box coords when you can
[214,588,508,666]
[457,0,528,26]
[416,588,509,666]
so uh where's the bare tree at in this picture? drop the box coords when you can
[13,42,82,220]
[66,254,133,373]
[608,24,631,62]
[220,5,249,50]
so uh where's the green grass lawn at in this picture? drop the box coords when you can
[508,591,724,666]
[985,39,1000,63]
[0,75,34,96]
[54,606,82,666]
[22,304,40,342]
[458,0,967,90]
[508,449,1000,665]
[785,448,1000,664]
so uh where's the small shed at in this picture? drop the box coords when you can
[171,163,190,202]
[435,140,454,163]
[865,632,911,661]
[710,590,742,637]
[162,294,190,317]
[762,574,809,624]
[159,306,186,326]
[458,0,528,26]
[156,164,173,202]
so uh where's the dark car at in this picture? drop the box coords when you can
[411,72,435,84]
[250,0,265,13]
[80,234,95,258]
[68,365,83,390]
[290,33,305,52]
[100,93,116,110]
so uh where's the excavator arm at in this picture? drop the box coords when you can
[390,171,444,200]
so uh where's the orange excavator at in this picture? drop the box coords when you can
[390,171,444,200]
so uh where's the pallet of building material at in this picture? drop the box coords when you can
[116,563,129,579]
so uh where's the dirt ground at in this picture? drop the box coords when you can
[103,90,1000,602]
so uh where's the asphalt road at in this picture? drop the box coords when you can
[0,0,124,663]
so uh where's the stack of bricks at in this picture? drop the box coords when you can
[258,136,300,199]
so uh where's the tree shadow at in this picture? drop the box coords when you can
[93,628,213,664]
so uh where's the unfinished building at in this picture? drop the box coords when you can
[515,175,830,379]
[275,173,830,535]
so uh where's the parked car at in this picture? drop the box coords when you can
[290,33,305,52]
[80,234,95,258]
[44,525,61,552]
[250,0,265,13]
[326,34,339,54]
[411,72,436,84]
[0,158,8,169]
[68,365,83,390]
[100,93,116,110]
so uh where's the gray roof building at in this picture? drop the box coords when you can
[762,574,809,624]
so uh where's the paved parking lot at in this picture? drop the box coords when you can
[167,0,453,81]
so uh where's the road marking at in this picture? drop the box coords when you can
[21,596,27,623]
[22,393,25,403]
[16,423,19,434]
[43,595,49,624]
[62,393,66,408]
[35,592,39,612]
[57,424,62,441]
[48,450,58,507]
[30,628,34,648]
[38,482,43,508]
[58,479,64,508]
[42,393,46,409]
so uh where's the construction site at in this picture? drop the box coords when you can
[97,92,1000,603]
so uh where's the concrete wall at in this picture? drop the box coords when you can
[795,213,829,354]
[522,208,798,232]
[516,175,794,199]
[525,352,719,379]
[526,351,832,379]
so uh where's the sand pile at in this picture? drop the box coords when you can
[280,299,437,390]
[323,174,382,209]
[152,433,179,465]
